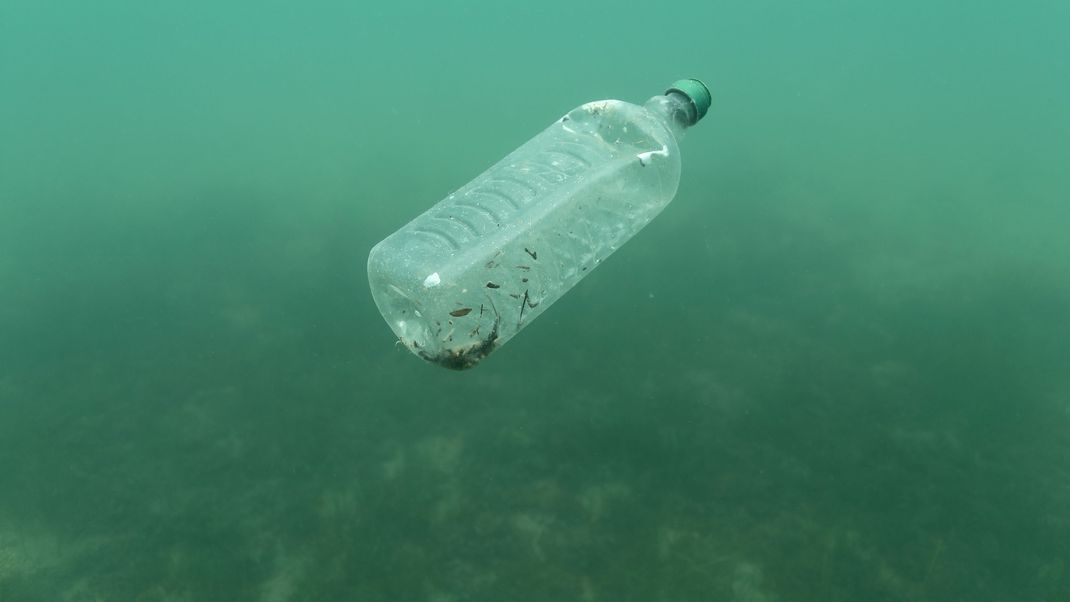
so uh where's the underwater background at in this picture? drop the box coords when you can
[2,0,1069,600]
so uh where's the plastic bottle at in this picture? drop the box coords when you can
[367,79,711,369]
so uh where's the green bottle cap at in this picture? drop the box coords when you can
[665,78,712,125]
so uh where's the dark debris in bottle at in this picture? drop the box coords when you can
[418,314,501,371]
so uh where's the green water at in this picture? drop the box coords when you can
[2,1,1068,600]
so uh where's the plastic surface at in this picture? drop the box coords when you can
[367,83,707,369]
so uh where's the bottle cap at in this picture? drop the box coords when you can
[665,78,712,125]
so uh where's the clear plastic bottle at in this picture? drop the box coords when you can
[367,79,711,369]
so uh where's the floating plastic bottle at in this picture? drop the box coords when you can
[367,79,711,369]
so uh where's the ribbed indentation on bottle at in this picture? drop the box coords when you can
[454,199,503,224]
[410,209,490,251]
[410,132,614,252]
[439,213,480,237]
[468,186,521,216]
[493,175,538,203]
[411,226,461,250]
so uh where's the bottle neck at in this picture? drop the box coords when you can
[642,91,697,140]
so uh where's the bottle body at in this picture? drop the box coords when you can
[368,95,686,369]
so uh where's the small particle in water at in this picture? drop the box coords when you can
[486,282,501,289]
[449,308,473,317]
[525,248,538,260]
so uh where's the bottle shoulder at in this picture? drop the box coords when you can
[561,99,679,155]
